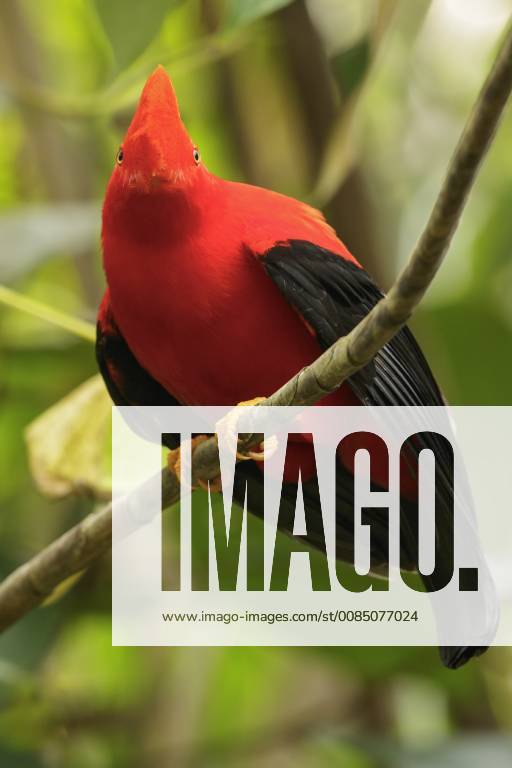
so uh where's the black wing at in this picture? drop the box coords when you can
[261,240,486,668]
[261,240,444,408]
[96,293,181,448]
[260,239,450,545]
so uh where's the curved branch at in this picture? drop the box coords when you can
[0,19,511,633]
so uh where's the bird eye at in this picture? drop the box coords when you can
[116,147,124,165]
[193,148,200,165]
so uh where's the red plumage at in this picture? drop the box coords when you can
[102,67,359,410]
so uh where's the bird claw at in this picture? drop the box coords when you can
[168,398,275,493]
[235,397,268,408]
[217,397,275,463]
[167,435,222,493]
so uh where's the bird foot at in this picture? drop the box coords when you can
[235,398,267,407]
[167,435,223,493]
[222,397,268,462]
[168,398,270,492]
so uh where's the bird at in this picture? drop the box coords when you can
[97,65,487,668]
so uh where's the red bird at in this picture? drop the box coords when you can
[97,66,484,668]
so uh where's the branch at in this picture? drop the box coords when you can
[0,20,511,633]
[3,30,247,119]
[0,285,96,342]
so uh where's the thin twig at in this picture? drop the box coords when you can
[3,30,247,119]
[0,285,95,342]
[0,20,511,633]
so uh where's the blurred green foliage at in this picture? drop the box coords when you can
[225,0,294,28]
[1,0,512,765]
[93,0,181,71]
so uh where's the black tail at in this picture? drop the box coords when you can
[234,458,491,670]
[440,644,487,669]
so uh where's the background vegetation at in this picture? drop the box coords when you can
[1,0,512,765]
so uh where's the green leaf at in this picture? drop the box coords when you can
[44,615,152,708]
[42,571,85,606]
[311,94,359,207]
[25,375,111,501]
[225,0,293,28]
[311,35,373,207]
[0,700,51,751]
[93,0,178,70]
[331,38,371,99]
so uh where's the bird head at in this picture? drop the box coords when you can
[109,66,204,195]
